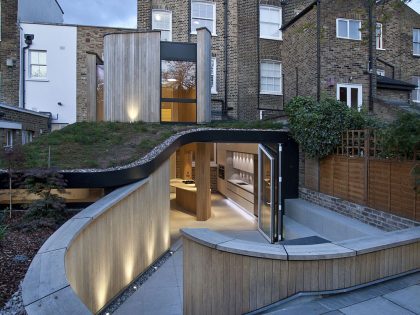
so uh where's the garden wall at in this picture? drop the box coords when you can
[318,156,419,222]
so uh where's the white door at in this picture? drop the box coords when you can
[337,84,363,111]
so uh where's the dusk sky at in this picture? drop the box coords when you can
[58,0,420,28]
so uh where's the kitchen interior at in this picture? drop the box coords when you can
[169,142,260,223]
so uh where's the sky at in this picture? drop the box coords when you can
[59,0,420,28]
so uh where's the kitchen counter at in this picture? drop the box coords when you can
[227,179,254,194]
[170,179,197,213]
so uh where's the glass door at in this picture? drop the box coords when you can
[258,144,278,243]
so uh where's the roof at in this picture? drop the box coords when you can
[377,76,417,91]
[281,1,318,31]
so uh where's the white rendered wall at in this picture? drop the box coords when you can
[21,23,77,125]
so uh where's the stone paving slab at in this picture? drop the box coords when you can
[339,296,415,315]
[383,285,420,314]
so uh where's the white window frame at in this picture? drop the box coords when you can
[336,18,362,41]
[413,29,420,56]
[337,83,363,111]
[260,60,283,95]
[259,5,282,40]
[5,130,13,148]
[22,130,34,145]
[412,76,420,103]
[376,23,384,50]
[28,50,48,80]
[211,57,217,94]
[152,10,172,41]
[191,1,217,36]
[377,69,385,76]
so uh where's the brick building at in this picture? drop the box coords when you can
[282,0,420,118]
[137,0,419,121]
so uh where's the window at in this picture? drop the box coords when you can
[161,60,197,123]
[5,130,13,148]
[29,50,47,79]
[191,1,216,35]
[260,60,282,95]
[211,57,217,94]
[260,5,282,40]
[377,69,385,76]
[152,10,172,41]
[412,76,420,103]
[414,29,420,56]
[22,130,34,145]
[336,19,361,40]
[337,84,363,111]
[376,23,384,49]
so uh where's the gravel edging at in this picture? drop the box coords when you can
[0,285,26,315]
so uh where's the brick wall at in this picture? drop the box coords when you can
[319,0,376,108]
[0,105,49,146]
[299,187,420,231]
[76,26,133,121]
[0,0,20,106]
[376,1,420,87]
[282,5,318,104]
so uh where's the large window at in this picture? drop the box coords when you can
[414,29,420,56]
[29,50,47,79]
[161,60,197,122]
[211,57,217,94]
[376,23,384,49]
[260,60,282,95]
[191,1,216,35]
[152,10,172,41]
[336,19,361,40]
[337,83,363,111]
[412,76,420,103]
[260,5,282,40]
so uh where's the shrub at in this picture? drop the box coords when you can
[20,168,67,220]
[378,113,420,160]
[285,97,377,158]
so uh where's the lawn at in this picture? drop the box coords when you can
[1,120,283,170]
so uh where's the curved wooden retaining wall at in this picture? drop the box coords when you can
[181,228,420,315]
[22,161,170,314]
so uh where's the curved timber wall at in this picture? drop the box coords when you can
[22,161,170,314]
[181,228,420,315]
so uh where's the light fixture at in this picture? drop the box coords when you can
[153,266,158,270]
[169,251,174,255]
[155,14,162,21]
[133,285,137,290]
[168,78,177,82]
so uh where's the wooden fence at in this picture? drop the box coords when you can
[311,130,420,221]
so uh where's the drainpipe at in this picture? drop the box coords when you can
[223,0,228,118]
[21,34,34,109]
[316,0,321,102]
[368,1,374,111]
